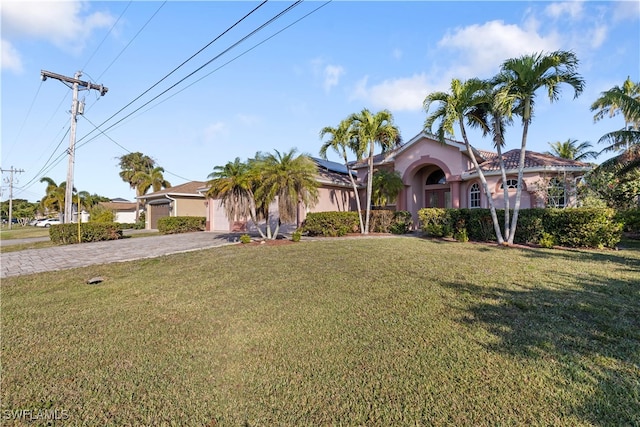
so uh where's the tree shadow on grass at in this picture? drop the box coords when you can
[443,271,640,425]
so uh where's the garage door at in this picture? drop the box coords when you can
[150,203,170,229]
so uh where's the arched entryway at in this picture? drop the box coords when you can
[424,168,450,208]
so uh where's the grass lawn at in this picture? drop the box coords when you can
[1,237,638,425]
[0,226,50,240]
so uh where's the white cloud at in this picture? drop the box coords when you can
[1,0,114,53]
[612,1,640,22]
[203,122,227,143]
[545,1,585,20]
[323,64,344,92]
[350,74,433,112]
[437,20,560,78]
[589,24,608,49]
[1,39,23,73]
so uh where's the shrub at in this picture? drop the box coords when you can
[390,211,413,234]
[617,208,640,233]
[49,223,123,245]
[454,228,469,242]
[301,212,360,237]
[89,205,115,223]
[239,234,251,244]
[291,230,302,242]
[418,208,452,237]
[157,216,205,234]
[538,232,555,248]
[369,210,395,233]
[543,208,622,249]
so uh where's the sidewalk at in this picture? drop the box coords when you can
[0,232,239,279]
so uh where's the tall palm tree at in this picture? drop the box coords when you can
[591,78,640,174]
[424,78,507,244]
[348,109,400,234]
[467,81,514,242]
[254,148,319,239]
[546,139,598,161]
[206,157,257,232]
[372,169,404,207]
[118,152,155,221]
[134,166,171,195]
[495,50,585,244]
[39,177,71,217]
[320,119,365,233]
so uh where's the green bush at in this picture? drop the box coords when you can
[616,208,640,233]
[239,234,251,244]
[291,230,302,242]
[301,212,360,237]
[417,207,622,249]
[369,210,395,233]
[390,211,413,234]
[89,205,115,223]
[454,228,469,242]
[157,216,205,234]
[49,223,123,245]
[538,232,555,248]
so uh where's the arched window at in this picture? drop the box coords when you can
[469,183,480,208]
[500,179,519,189]
[426,170,446,185]
[547,177,566,208]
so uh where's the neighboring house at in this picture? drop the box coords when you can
[138,181,207,229]
[98,199,138,224]
[350,132,592,222]
[203,158,360,232]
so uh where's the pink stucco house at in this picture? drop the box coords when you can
[203,131,592,232]
[352,132,593,219]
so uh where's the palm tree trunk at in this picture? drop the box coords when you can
[248,192,267,239]
[508,119,529,245]
[345,160,365,234]
[460,124,505,244]
[364,142,374,234]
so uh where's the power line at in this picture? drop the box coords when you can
[82,1,133,72]
[2,81,43,162]
[76,1,268,147]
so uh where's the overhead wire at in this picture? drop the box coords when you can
[81,1,133,72]
[76,0,269,147]
[76,0,303,149]
[2,81,44,162]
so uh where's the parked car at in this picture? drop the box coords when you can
[36,218,62,227]
[29,218,43,226]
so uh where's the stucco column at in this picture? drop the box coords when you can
[449,178,461,209]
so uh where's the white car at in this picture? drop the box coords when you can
[36,218,62,227]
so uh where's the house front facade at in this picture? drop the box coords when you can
[351,132,593,223]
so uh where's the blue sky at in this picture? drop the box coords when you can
[2,1,639,202]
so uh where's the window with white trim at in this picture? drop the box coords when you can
[500,179,519,189]
[547,177,566,208]
[469,183,480,208]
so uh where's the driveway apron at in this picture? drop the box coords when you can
[1,232,236,279]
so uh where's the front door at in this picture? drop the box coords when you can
[425,189,451,208]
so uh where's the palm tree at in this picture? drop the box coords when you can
[591,78,640,174]
[39,177,71,217]
[206,157,257,231]
[546,139,598,161]
[467,81,514,242]
[372,169,404,207]
[348,108,400,234]
[424,78,507,244]
[254,148,319,239]
[118,152,155,221]
[320,119,365,233]
[134,166,171,195]
[495,50,585,244]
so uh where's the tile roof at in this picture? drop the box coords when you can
[472,149,591,172]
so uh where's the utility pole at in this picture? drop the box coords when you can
[1,166,25,230]
[40,70,108,223]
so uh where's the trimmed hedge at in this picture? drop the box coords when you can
[418,207,623,249]
[616,208,640,233]
[49,223,123,245]
[301,212,360,237]
[301,210,413,236]
[157,216,206,234]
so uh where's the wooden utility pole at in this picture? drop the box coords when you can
[40,70,108,223]
[1,166,25,230]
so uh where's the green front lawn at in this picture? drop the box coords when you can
[1,237,638,425]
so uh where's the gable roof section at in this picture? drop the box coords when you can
[138,181,207,200]
[99,201,137,211]
[466,150,592,176]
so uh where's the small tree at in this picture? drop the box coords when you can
[372,169,404,208]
